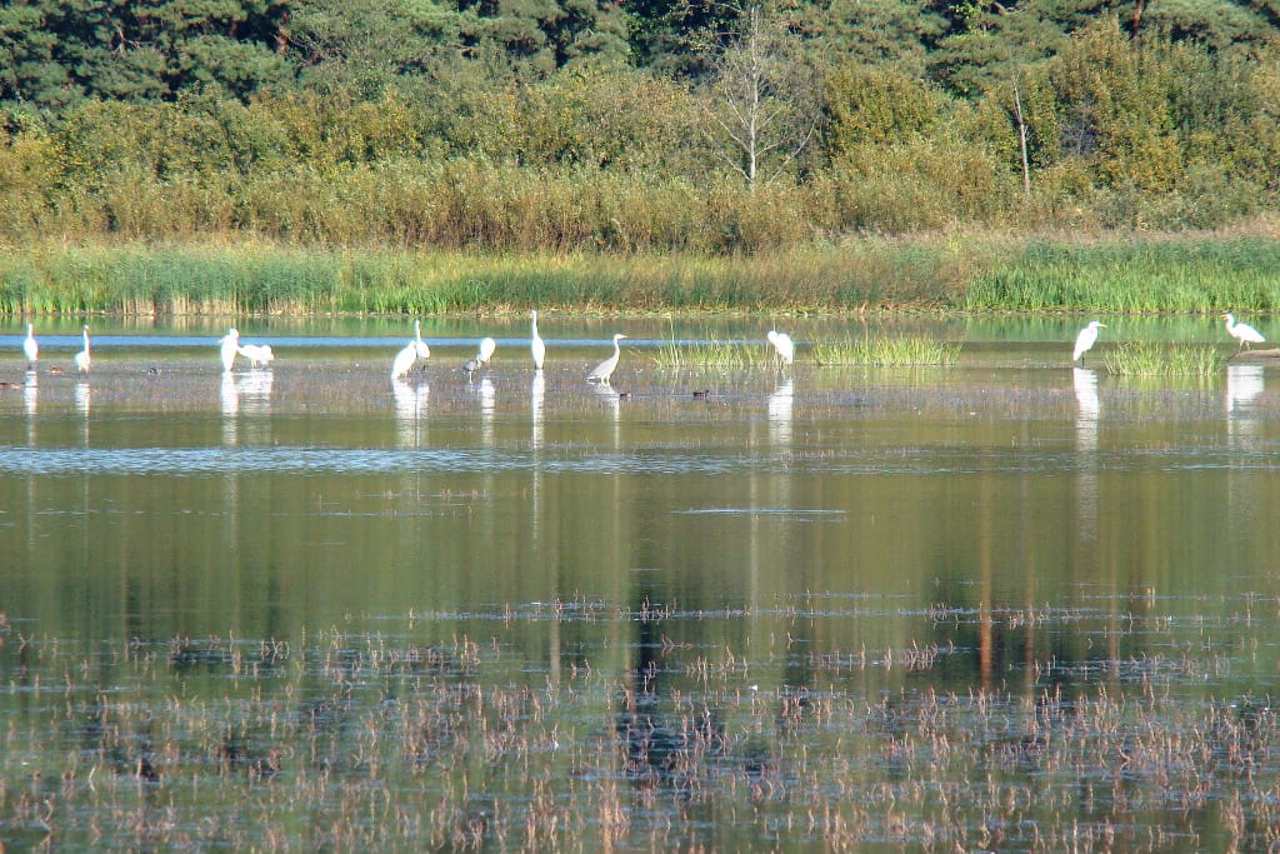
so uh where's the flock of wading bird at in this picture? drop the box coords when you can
[7,313,1271,383]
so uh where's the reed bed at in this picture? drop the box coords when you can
[1102,342,1228,376]
[1,231,1278,316]
[965,237,1280,312]
[0,240,970,316]
[813,334,958,366]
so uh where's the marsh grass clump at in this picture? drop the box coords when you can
[1102,342,1227,376]
[653,336,771,370]
[813,334,958,366]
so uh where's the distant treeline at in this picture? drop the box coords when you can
[1,2,1279,250]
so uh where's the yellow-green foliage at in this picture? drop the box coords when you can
[1103,342,1226,376]
[813,334,958,366]
[1050,19,1182,193]
[0,25,1278,251]
[822,65,947,154]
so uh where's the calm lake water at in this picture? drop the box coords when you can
[2,316,1278,850]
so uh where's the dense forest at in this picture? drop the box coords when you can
[1,1,1278,252]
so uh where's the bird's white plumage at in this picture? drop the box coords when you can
[1072,320,1105,363]
[587,334,627,384]
[766,330,794,365]
[1223,313,1265,347]
[22,323,38,366]
[391,320,428,379]
[74,325,91,374]
[219,328,240,372]
[413,319,431,360]
[238,343,274,368]
[391,341,419,379]
[478,337,496,364]
[530,311,545,370]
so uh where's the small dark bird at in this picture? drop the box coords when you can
[618,391,631,399]
[692,389,711,399]
[136,756,159,782]
[146,367,160,375]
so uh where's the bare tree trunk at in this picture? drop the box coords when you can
[745,5,761,190]
[701,3,815,191]
[1012,81,1031,200]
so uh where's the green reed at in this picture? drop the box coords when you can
[652,335,771,370]
[966,237,1280,312]
[2,231,1279,316]
[813,334,958,366]
[1102,342,1228,376]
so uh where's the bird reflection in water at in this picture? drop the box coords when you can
[768,378,793,447]
[392,379,429,447]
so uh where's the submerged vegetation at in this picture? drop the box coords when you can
[813,334,959,366]
[1102,342,1228,376]
[5,603,1280,849]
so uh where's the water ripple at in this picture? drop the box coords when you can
[0,444,1275,477]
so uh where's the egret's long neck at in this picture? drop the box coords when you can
[613,338,621,358]
[532,317,538,337]
[83,329,90,351]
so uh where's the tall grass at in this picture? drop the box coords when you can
[652,338,770,370]
[1102,342,1227,376]
[965,237,1280,312]
[813,334,958,366]
[0,239,978,315]
[1,230,1278,316]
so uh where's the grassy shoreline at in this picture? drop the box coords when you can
[2,229,1279,316]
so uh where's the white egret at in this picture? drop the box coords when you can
[74,325,91,374]
[1072,320,1106,364]
[22,323,38,368]
[413,319,431,360]
[391,320,430,379]
[530,311,545,371]
[766,329,794,366]
[463,336,497,378]
[238,343,275,368]
[391,341,419,380]
[219,328,240,372]
[587,334,628,384]
[1222,313,1265,351]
